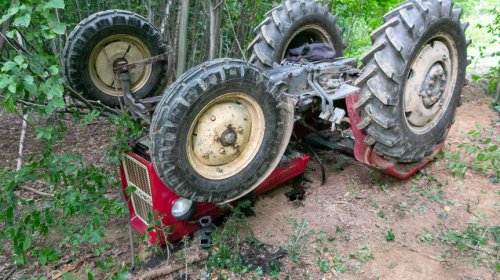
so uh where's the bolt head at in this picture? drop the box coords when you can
[210,115,216,121]
[203,153,210,159]
[214,135,219,141]
[216,167,223,173]
[427,90,433,96]
[237,127,244,134]
[219,148,226,154]
[429,79,435,86]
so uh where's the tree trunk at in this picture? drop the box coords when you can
[208,0,216,60]
[176,0,190,75]
[208,0,223,60]
[189,0,200,67]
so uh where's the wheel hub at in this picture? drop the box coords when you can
[220,126,237,147]
[420,64,447,107]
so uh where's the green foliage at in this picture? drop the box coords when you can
[286,217,315,263]
[445,127,500,180]
[386,229,395,242]
[329,0,400,58]
[440,220,499,269]
[206,201,256,274]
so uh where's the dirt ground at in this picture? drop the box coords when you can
[0,81,498,279]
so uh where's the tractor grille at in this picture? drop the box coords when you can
[123,155,153,224]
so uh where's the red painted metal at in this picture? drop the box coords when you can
[120,152,310,244]
[345,92,447,179]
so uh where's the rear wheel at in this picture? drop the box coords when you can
[150,59,292,203]
[63,10,168,106]
[248,0,344,68]
[355,0,469,162]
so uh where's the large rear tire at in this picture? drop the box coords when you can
[150,59,292,203]
[248,0,344,68]
[355,0,469,162]
[63,10,168,106]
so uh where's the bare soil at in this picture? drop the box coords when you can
[0,83,498,280]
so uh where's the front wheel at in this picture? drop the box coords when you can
[150,59,292,203]
[355,0,469,162]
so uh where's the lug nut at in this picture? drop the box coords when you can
[243,116,248,121]
[214,135,219,141]
[427,90,433,96]
[234,144,240,149]
[219,148,226,154]
[216,168,223,173]
[429,79,435,86]
[210,115,216,121]
[203,153,210,159]
[237,127,244,134]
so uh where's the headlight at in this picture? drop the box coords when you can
[171,197,195,221]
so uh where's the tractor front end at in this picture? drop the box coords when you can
[119,137,309,245]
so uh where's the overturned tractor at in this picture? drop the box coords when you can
[64,0,469,244]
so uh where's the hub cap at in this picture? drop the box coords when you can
[403,34,458,134]
[89,34,152,97]
[187,93,265,180]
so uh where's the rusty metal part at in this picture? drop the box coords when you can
[113,51,171,73]
[403,35,458,134]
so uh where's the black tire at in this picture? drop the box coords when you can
[354,0,469,163]
[150,59,288,203]
[248,0,344,68]
[62,10,168,106]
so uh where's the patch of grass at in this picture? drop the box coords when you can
[386,230,395,242]
[417,228,436,243]
[205,200,273,276]
[370,170,388,191]
[444,127,500,180]
[377,210,385,219]
[286,217,315,263]
[440,220,499,269]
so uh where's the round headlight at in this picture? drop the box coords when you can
[171,197,195,221]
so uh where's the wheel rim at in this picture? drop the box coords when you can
[88,34,152,97]
[403,33,458,134]
[281,25,333,61]
[187,93,266,180]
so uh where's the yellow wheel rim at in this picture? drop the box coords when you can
[88,34,152,97]
[403,33,458,134]
[187,93,266,180]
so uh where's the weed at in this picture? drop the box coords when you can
[444,127,500,180]
[417,228,436,243]
[205,201,253,274]
[370,170,388,191]
[440,220,499,269]
[377,211,385,219]
[328,157,347,171]
[317,258,330,273]
[349,246,374,264]
[286,217,315,263]
[386,230,395,242]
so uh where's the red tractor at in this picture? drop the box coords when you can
[63,0,469,245]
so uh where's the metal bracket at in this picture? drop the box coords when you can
[119,70,152,124]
